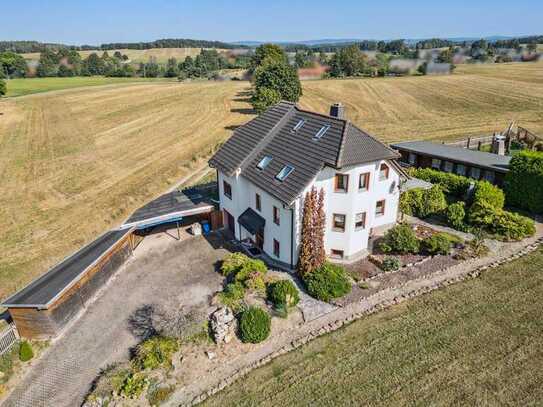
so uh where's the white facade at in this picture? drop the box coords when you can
[217,159,400,267]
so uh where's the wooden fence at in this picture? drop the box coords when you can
[445,135,495,149]
[0,323,19,356]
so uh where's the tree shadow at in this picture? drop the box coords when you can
[127,304,157,340]
[231,107,256,115]
[224,124,241,131]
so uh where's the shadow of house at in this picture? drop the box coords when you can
[231,107,256,115]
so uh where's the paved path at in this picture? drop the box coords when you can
[2,234,227,407]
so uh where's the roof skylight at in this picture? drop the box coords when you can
[313,124,331,140]
[257,155,273,170]
[275,165,294,181]
[292,119,305,132]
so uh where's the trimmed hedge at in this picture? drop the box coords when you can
[504,150,543,213]
[239,307,271,343]
[379,224,420,254]
[303,262,351,302]
[408,167,471,197]
[268,279,300,308]
[400,185,446,218]
[472,180,504,210]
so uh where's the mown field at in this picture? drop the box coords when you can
[20,47,227,64]
[4,76,174,97]
[0,62,542,301]
[203,246,543,406]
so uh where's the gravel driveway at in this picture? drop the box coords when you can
[3,232,227,407]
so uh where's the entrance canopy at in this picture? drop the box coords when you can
[238,208,266,235]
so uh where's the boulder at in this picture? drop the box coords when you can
[210,307,236,344]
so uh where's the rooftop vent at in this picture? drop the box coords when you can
[329,103,345,119]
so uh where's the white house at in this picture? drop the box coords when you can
[209,101,406,269]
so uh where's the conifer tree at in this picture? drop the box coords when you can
[314,188,326,268]
[298,187,326,276]
[298,189,315,276]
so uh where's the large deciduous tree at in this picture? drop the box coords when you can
[251,60,302,112]
[250,43,287,70]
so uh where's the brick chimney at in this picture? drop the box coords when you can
[329,103,345,119]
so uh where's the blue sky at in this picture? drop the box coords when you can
[2,0,541,44]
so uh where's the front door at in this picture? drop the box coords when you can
[224,210,235,236]
[255,230,264,249]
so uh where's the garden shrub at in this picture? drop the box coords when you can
[379,224,420,254]
[218,282,246,311]
[19,341,33,362]
[238,306,271,343]
[504,150,543,213]
[473,180,504,210]
[147,383,175,406]
[244,271,266,294]
[381,256,401,271]
[468,200,497,227]
[268,279,300,309]
[418,185,447,218]
[303,262,351,302]
[446,201,466,230]
[220,252,251,277]
[134,336,179,371]
[234,258,268,284]
[423,233,454,255]
[493,210,535,241]
[119,372,148,399]
[399,188,424,216]
[408,168,471,197]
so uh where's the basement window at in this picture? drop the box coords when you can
[276,165,294,181]
[313,124,331,140]
[257,155,273,170]
[292,119,305,132]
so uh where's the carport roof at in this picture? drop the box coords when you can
[2,228,133,309]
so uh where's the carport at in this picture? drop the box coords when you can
[1,228,135,339]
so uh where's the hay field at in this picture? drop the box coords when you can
[0,80,250,299]
[20,47,227,64]
[300,61,543,142]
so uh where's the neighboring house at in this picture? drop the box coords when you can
[391,140,511,186]
[209,101,405,269]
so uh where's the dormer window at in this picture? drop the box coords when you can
[257,155,272,170]
[313,124,331,140]
[276,165,294,181]
[292,119,305,132]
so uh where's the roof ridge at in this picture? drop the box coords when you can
[335,120,351,168]
[293,104,347,123]
[238,103,296,172]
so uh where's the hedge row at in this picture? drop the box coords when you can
[504,150,543,213]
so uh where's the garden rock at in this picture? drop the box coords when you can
[210,307,236,344]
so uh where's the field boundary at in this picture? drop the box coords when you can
[180,231,543,406]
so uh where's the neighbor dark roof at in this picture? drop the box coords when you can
[238,208,266,234]
[209,101,399,205]
[2,229,132,308]
[391,141,511,173]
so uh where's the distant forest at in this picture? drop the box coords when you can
[1,35,541,54]
[0,38,245,53]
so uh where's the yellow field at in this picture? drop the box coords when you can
[300,62,543,142]
[20,47,227,64]
[1,62,542,301]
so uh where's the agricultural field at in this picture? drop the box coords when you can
[1,62,542,301]
[300,61,543,142]
[20,47,228,64]
[203,246,543,406]
[4,76,174,97]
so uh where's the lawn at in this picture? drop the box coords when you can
[4,76,173,97]
[203,246,543,406]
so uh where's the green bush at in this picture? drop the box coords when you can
[399,188,424,216]
[19,341,33,362]
[239,307,271,343]
[268,279,300,308]
[134,336,179,371]
[379,224,420,254]
[473,180,504,210]
[119,372,148,399]
[446,201,466,230]
[221,252,251,277]
[423,233,454,255]
[468,200,497,227]
[218,282,246,311]
[504,150,543,213]
[408,167,471,197]
[493,211,536,241]
[419,185,447,218]
[235,259,267,284]
[303,262,351,302]
[381,257,401,271]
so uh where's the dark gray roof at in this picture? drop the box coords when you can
[2,229,132,308]
[209,101,399,205]
[238,207,266,234]
[391,141,511,173]
[122,184,216,228]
